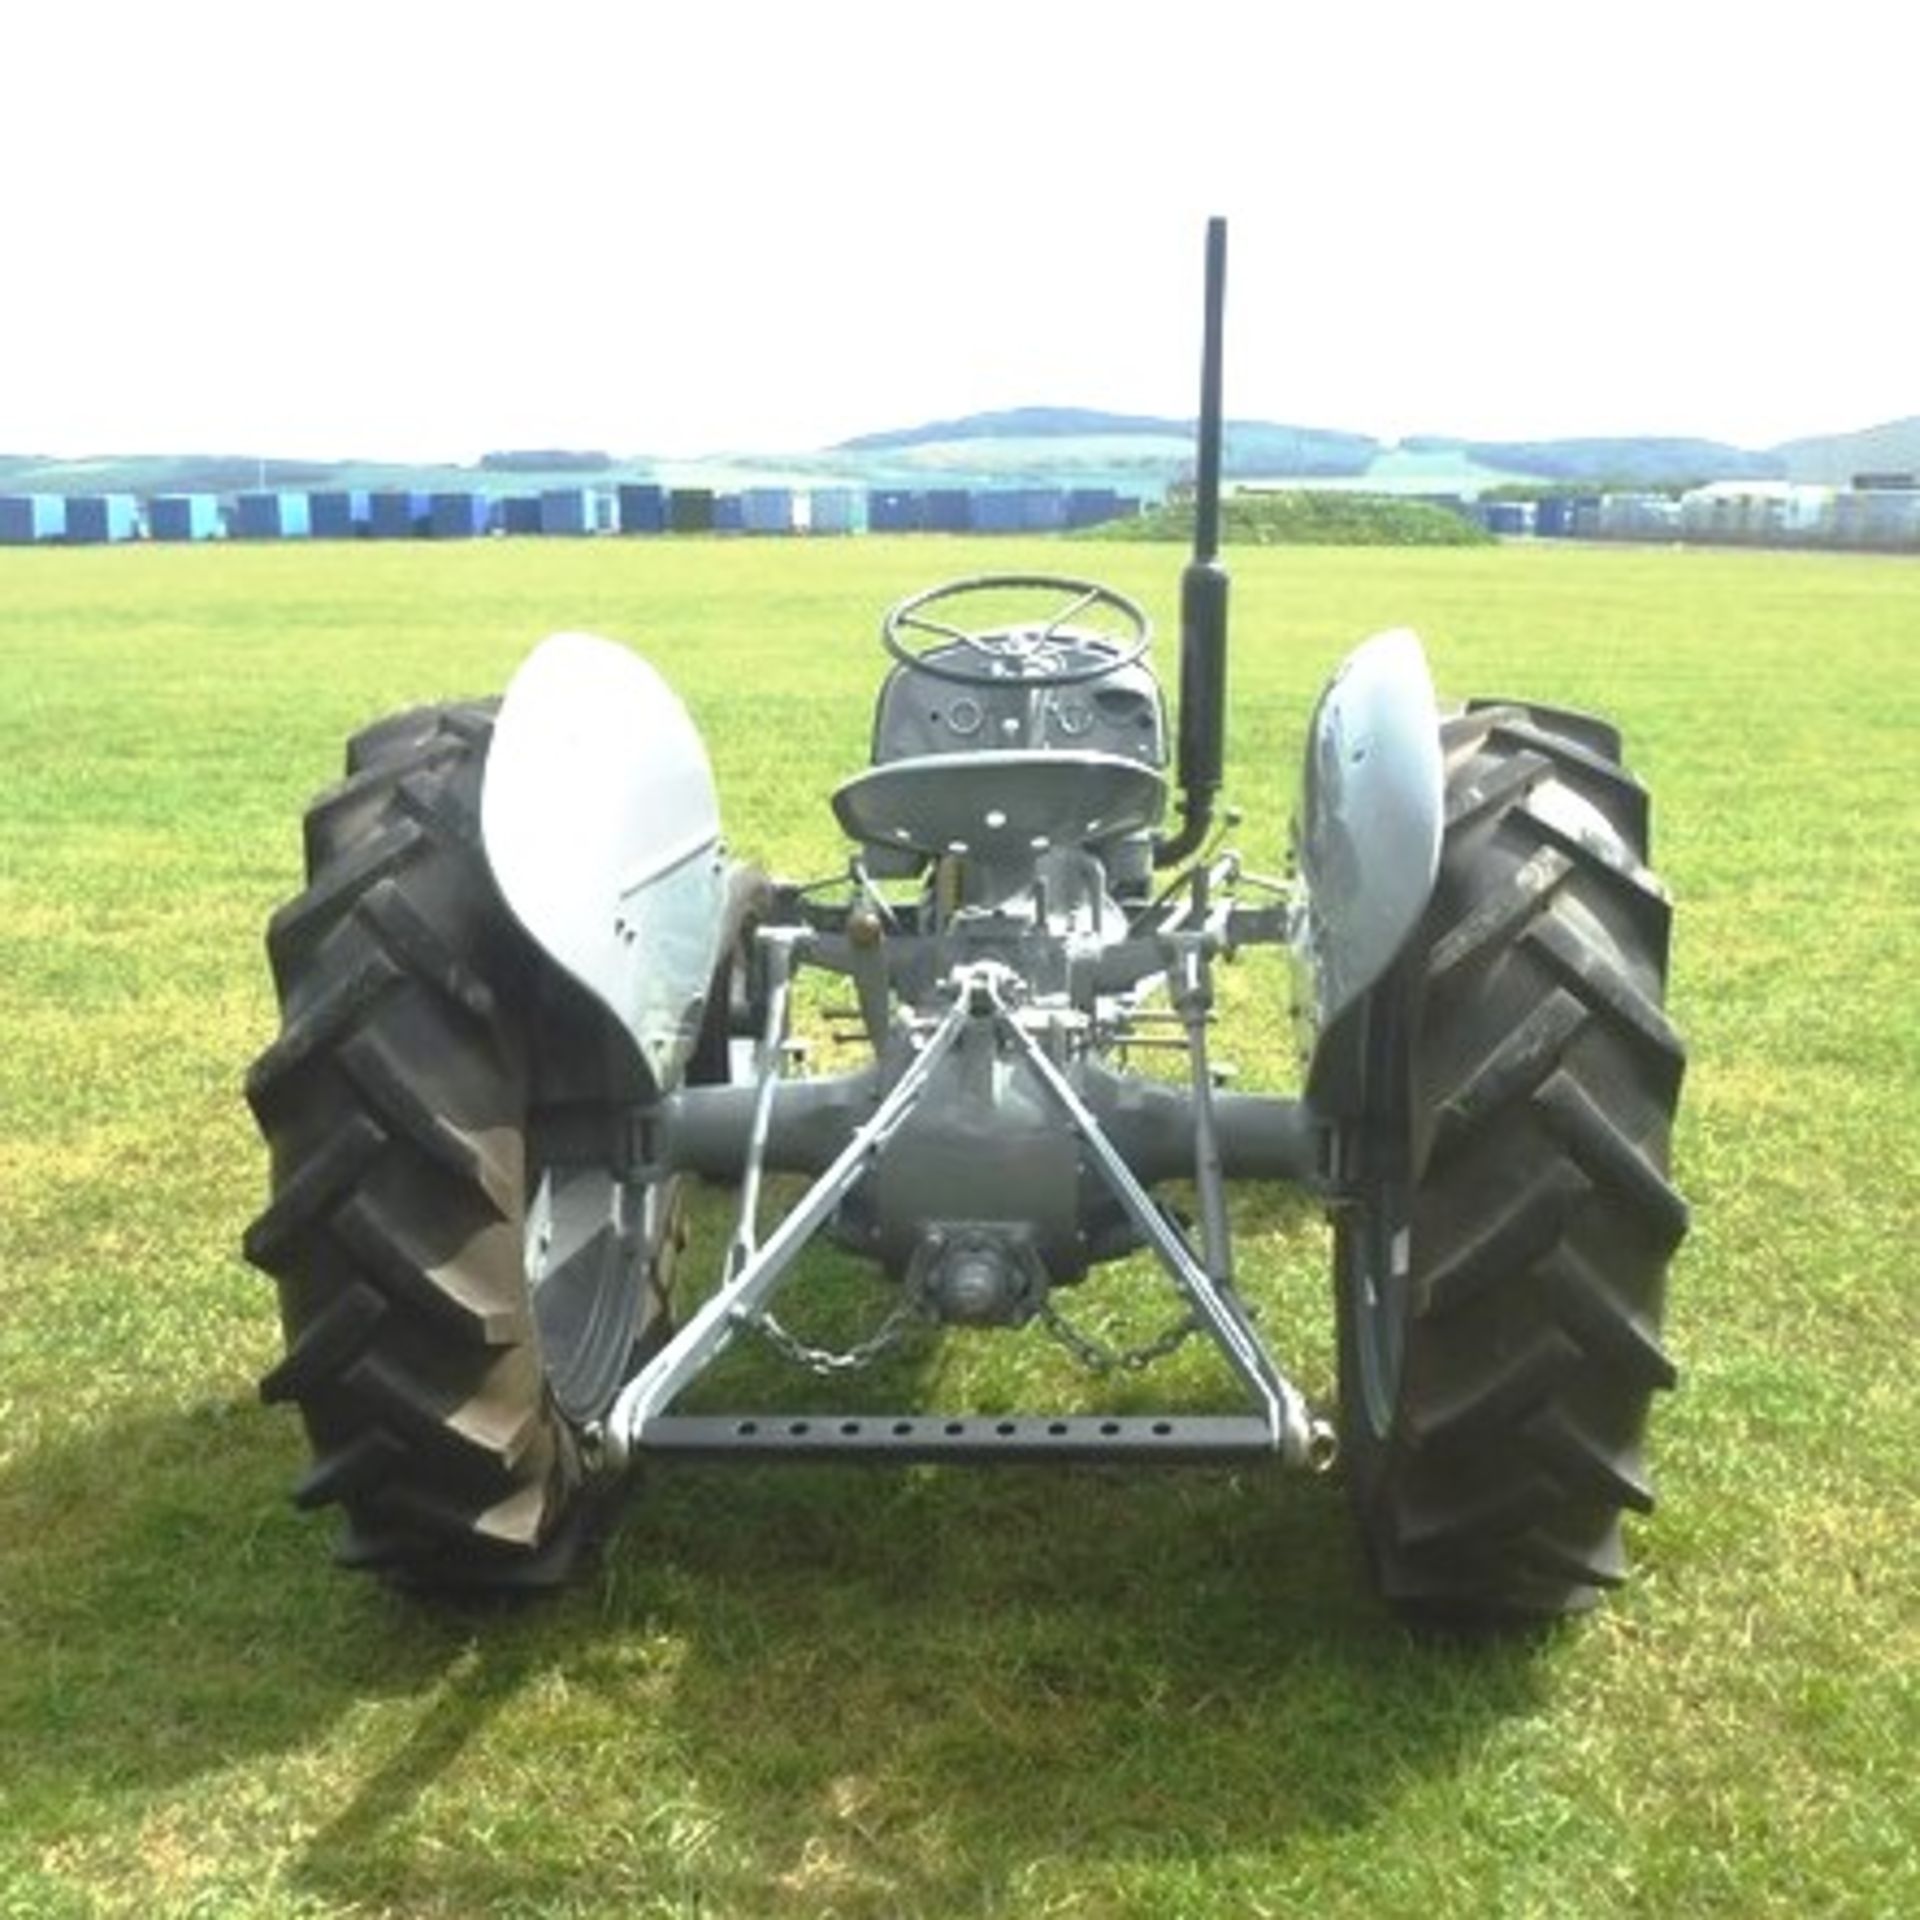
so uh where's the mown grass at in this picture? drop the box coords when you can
[0,536,1915,1917]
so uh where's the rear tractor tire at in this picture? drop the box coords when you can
[1336,701,1688,1625]
[243,703,680,1591]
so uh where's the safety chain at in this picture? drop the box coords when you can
[743,1293,1205,1378]
[742,1297,927,1377]
[1037,1298,1202,1374]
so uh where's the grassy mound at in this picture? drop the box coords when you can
[1091,488,1492,546]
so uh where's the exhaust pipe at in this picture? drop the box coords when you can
[1157,215,1231,868]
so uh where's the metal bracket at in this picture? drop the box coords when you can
[604,959,1335,1474]
[603,961,973,1466]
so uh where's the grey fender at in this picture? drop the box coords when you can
[1293,629,1444,1111]
[481,631,728,1095]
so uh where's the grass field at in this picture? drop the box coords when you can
[1,536,1914,1917]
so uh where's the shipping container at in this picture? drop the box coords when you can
[64,494,140,543]
[866,490,922,533]
[1597,493,1681,541]
[969,491,1023,534]
[1064,487,1128,530]
[538,488,599,536]
[499,495,543,536]
[617,483,666,534]
[1480,500,1533,537]
[1847,488,1920,549]
[1016,488,1067,531]
[0,494,68,543]
[149,494,223,542]
[806,487,863,534]
[369,490,431,538]
[1680,481,1836,547]
[429,491,491,538]
[308,490,370,538]
[235,491,313,539]
[740,487,794,534]
[923,489,973,533]
[668,488,716,533]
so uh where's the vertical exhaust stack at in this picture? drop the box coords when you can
[1157,215,1231,867]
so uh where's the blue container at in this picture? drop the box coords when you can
[867,489,922,532]
[233,493,275,538]
[0,494,68,542]
[739,487,793,534]
[429,491,490,538]
[499,495,543,535]
[807,487,862,534]
[923,489,972,533]
[539,488,594,536]
[713,493,744,533]
[969,491,1023,534]
[668,488,716,533]
[235,491,312,538]
[1015,488,1067,531]
[1064,488,1125,529]
[369,490,430,538]
[617,483,665,534]
[149,494,222,541]
[1534,497,1571,538]
[309,489,369,538]
[65,494,139,543]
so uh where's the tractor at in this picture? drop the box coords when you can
[245,222,1686,1624]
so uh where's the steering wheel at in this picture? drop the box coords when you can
[881,574,1152,687]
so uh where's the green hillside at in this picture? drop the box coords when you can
[4,408,1903,502]
[1773,416,1920,484]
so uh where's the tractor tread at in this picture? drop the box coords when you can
[241,1113,387,1266]
[259,1280,389,1405]
[1536,1070,1690,1249]
[1430,987,1588,1159]
[293,1428,408,1511]
[1488,718,1650,846]
[1540,1245,1679,1392]
[265,818,428,988]
[1406,1328,1582,1451]
[1466,697,1624,764]
[1338,701,1686,1625]
[1427,844,1574,982]
[244,701,650,1593]
[1418,1162,1590,1319]
[331,1192,531,1346]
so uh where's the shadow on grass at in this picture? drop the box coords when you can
[0,1361,1552,1916]
[0,1397,484,1832]
[278,1249,1551,1913]
[595,1464,1548,1911]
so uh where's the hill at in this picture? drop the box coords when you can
[1772,416,1920,485]
[1407,434,1782,487]
[3,411,1905,501]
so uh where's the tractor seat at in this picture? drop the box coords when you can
[832,749,1166,859]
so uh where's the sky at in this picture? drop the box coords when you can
[1,0,1912,464]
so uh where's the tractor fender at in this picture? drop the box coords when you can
[1294,628,1444,1110]
[481,631,728,1095]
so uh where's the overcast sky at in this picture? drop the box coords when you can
[2,0,1910,463]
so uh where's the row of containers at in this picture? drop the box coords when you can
[1468,483,1920,549]
[0,483,1144,546]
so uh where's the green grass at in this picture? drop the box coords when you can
[1088,491,1492,544]
[1,537,1916,1917]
